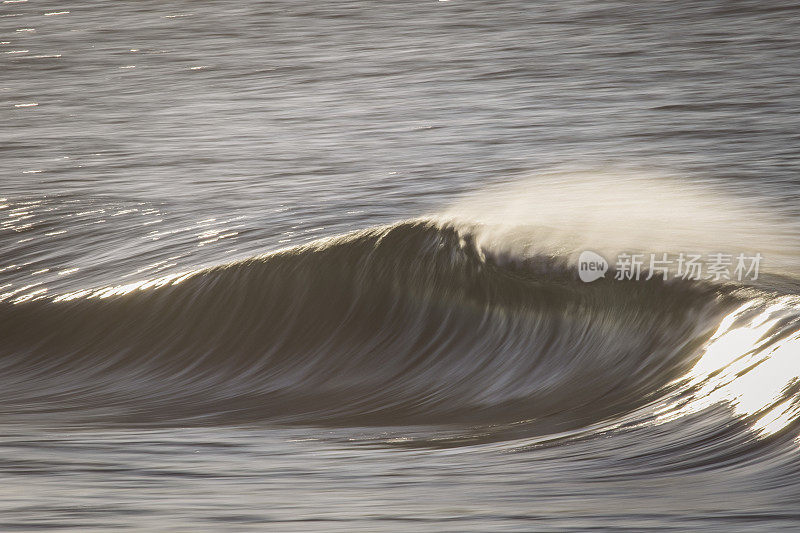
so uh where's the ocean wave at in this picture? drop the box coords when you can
[0,219,798,449]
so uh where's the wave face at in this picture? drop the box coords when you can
[4,218,799,447]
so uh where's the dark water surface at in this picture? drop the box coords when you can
[2,1,800,530]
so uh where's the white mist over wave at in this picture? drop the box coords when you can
[440,168,800,277]
[433,170,800,445]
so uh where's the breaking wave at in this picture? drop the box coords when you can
[1,218,799,449]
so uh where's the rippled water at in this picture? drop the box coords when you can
[2,1,800,531]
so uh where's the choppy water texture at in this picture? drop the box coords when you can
[2,1,800,531]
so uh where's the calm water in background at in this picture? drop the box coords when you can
[2,1,800,531]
